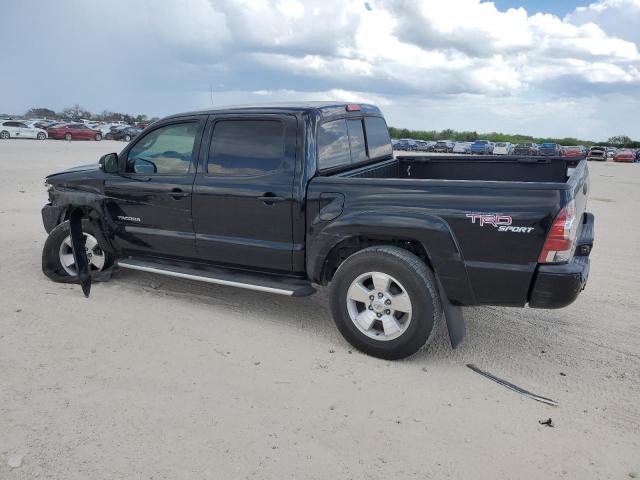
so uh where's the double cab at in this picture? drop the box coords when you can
[41,103,594,359]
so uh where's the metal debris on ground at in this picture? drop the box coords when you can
[466,363,559,407]
[539,418,554,427]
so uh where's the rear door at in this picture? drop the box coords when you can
[192,114,297,272]
[3,121,20,137]
[104,118,205,260]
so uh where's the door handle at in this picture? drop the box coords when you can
[168,188,189,199]
[258,192,285,205]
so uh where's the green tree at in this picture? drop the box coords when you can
[25,107,57,119]
[607,135,633,147]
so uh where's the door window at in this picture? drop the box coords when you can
[126,122,198,175]
[208,120,285,176]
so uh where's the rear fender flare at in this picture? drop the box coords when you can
[307,209,475,305]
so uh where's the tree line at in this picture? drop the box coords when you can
[15,105,159,125]
[388,127,640,148]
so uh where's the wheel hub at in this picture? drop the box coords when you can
[346,271,413,341]
[59,233,105,276]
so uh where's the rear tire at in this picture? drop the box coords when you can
[329,246,442,360]
[95,133,102,141]
[42,220,113,283]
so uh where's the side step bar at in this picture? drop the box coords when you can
[117,258,316,297]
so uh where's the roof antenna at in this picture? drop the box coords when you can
[209,84,214,107]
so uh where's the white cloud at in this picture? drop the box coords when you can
[1,0,640,139]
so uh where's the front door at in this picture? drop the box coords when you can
[104,118,205,260]
[192,115,298,272]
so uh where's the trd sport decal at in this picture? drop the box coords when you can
[466,213,534,233]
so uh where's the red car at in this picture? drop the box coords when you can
[613,149,636,163]
[562,146,583,158]
[47,123,102,141]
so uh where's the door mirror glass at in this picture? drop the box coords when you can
[133,158,157,174]
[99,153,119,173]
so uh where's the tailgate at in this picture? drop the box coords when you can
[568,159,590,231]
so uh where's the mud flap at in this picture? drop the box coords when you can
[68,208,92,297]
[435,275,466,348]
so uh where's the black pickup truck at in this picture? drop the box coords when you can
[41,102,594,359]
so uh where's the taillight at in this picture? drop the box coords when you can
[538,200,578,263]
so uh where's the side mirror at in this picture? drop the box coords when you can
[99,153,119,173]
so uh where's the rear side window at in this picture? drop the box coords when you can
[208,120,284,176]
[364,116,392,158]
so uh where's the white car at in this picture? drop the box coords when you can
[492,142,513,155]
[0,120,48,140]
[452,142,471,153]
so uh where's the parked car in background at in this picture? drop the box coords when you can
[606,147,617,160]
[513,143,539,155]
[395,138,418,151]
[100,124,126,139]
[563,146,585,158]
[110,127,142,142]
[47,123,102,141]
[539,143,563,156]
[433,140,455,153]
[586,146,606,161]
[0,120,48,140]
[492,142,513,155]
[636,149,640,161]
[613,149,636,163]
[452,141,472,154]
[470,140,493,155]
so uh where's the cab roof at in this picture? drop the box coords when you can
[163,102,382,122]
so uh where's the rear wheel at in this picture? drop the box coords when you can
[95,133,102,141]
[329,246,442,359]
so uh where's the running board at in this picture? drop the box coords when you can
[116,258,316,297]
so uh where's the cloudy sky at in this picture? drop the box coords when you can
[2,0,640,140]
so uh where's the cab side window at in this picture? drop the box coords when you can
[126,122,198,175]
[208,120,285,177]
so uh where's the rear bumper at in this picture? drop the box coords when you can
[529,212,594,309]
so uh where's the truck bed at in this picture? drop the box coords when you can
[307,155,589,308]
[335,155,578,183]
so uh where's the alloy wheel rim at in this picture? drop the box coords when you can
[346,271,412,341]
[58,233,105,276]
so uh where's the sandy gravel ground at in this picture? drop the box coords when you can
[1,139,639,479]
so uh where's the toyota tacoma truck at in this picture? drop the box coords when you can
[41,102,594,359]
